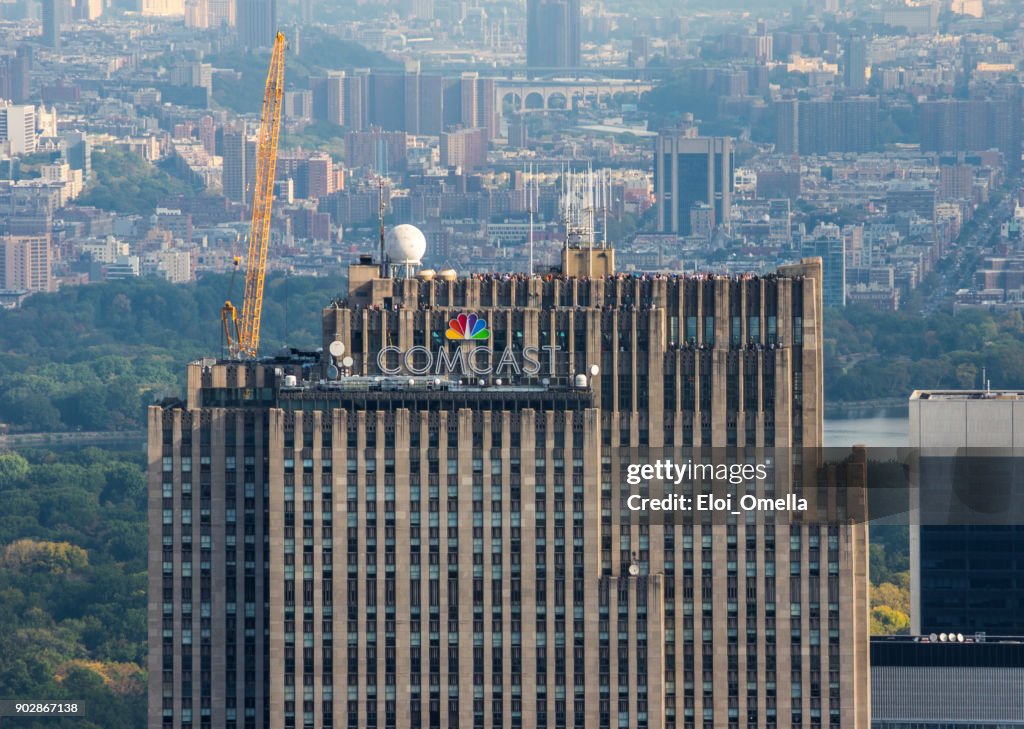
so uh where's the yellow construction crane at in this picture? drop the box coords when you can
[222,31,286,359]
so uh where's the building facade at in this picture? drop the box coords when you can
[41,0,62,48]
[222,128,252,205]
[908,390,1024,636]
[440,128,487,171]
[0,233,54,292]
[871,636,1024,728]
[842,39,867,92]
[655,133,734,236]
[236,0,276,49]
[149,255,870,729]
[526,0,581,70]
[920,93,1023,176]
[0,103,37,156]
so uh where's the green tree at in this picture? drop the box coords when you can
[77,148,200,215]
[0,453,30,486]
[0,447,148,728]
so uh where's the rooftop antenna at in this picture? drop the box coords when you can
[603,168,609,248]
[587,163,594,278]
[528,163,536,276]
[562,162,570,255]
[378,176,388,279]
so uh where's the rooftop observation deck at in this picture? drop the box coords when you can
[195,371,596,413]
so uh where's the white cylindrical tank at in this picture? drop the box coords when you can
[284,375,298,387]
[574,374,588,388]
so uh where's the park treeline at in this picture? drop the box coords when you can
[0,274,338,433]
[0,447,147,729]
[824,305,1024,401]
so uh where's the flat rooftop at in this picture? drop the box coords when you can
[872,635,1024,668]
[911,390,1023,401]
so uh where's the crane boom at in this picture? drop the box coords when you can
[229,31,286,359]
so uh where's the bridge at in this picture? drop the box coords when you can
[494,77,654,114]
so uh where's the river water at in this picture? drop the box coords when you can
[823,411,909,448]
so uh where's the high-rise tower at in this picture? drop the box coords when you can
[654,132,734,236]
[41,0,62,48]
[236,0,277,49]
[526,0,581,70]
[222,127,252,204]
[149,252,870,729]
[843,38,868,91]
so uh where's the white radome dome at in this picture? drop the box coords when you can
[385,224,427,265]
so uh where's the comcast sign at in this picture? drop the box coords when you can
[375,313,562,377]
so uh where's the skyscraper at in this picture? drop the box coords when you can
[41,0,62,48]
[526,0,581,70]
[0,103,38,155]
[654,132,734,235]
[8,47,31,104]
[843,38,868,91]
[221,127,249,204]
[803,225,846,308]
[149,251,871,729]
[236,0,277,49]
[774,99,799,155]
[908,390,1024,636]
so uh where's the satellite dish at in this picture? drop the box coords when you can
[329,340,346,357]
[957,633,964,643]
[589,364,600,376]
[939,633,948,642]
[341,356,354,368]
[929,633,938,642]
[327,365,339,380]
[628,563,640,576]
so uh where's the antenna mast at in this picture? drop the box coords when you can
[587,165,594,278]
[378,176,388,278]
[528,164,535,276]
[603,169,609,247]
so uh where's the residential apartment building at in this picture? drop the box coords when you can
[0,233,54,292]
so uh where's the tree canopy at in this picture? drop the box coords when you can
[0,273,340,433]
[825,305,1024,403]
[0,447,147,729]
[76,148,200,216]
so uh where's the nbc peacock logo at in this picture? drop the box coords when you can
[446,313,490,341]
